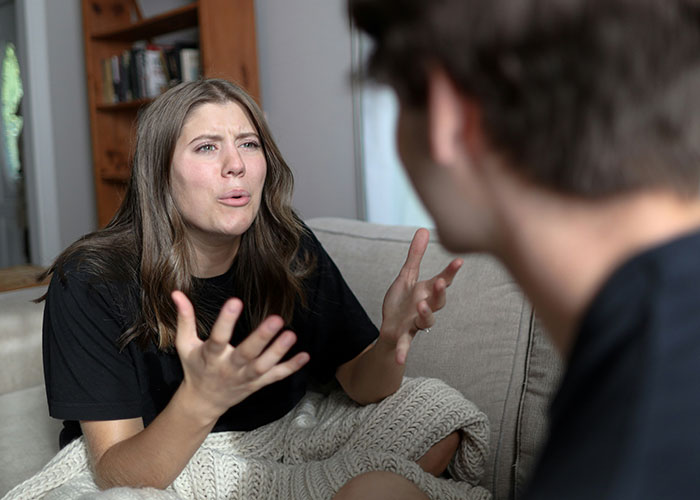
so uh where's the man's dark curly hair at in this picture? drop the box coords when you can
[350,0,700,198]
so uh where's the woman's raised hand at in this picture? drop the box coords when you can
[380,228,462,365]
[172,291,310,423]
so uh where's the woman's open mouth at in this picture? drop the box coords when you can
[218,189,251,207]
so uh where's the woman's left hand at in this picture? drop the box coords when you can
[380,228,463,365]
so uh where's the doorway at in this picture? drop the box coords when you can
[0,0,43,291]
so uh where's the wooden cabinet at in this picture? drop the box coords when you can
[81,0,260,226]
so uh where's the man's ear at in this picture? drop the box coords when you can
[427,67,482,168]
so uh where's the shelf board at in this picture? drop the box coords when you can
[97,99,152,112]
[101,171,130,183]
[91,3,198,42]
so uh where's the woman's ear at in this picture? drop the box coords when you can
[427,67,484,169]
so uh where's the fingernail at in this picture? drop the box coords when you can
[281,332,295,346]
[267,316,283,332]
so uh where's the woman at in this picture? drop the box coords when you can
[38,79,485,499]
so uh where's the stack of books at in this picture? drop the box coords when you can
[101,42,200,104]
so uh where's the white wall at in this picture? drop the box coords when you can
[255,0,361,220]
[45,0,96,250]
[16,0,62,266]
[15,0,95,266]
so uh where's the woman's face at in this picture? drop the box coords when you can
[170,101,267,253]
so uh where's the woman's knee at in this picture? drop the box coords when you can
[332,471,429,500]
[417,431,461,476]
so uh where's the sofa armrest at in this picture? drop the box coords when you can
[0,286,47,396]
[0,386,62,496]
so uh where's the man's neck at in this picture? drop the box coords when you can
[493,184,700,358]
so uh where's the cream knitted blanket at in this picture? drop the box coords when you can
[4,377,492,500]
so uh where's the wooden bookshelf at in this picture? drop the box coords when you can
[82,0,260,227]
[92,4,199,42]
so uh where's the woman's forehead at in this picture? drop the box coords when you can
[181,101,257,137]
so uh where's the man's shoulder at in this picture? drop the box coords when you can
[532,228,700,499]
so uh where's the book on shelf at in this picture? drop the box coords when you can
[144,47,168,98]
[163,46,181,87]
[180,48,200,82]
[101,58,115,103]
[100,42,201,105]
[110,55,120,102]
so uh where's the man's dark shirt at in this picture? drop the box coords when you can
[524,229,700,499]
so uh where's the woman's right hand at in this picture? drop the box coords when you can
[172,291,310,424]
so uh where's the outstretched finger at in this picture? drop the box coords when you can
[434,258,463,288]
[247,330,301,376]
[400,228,430,281]
[256,352,311,387]
[426,277,447,312]
[415,299,436,330]
[233,314,285,364]
[205,298,243,356]
[173,291,200,354]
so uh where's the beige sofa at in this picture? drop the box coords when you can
[0,217,563,499]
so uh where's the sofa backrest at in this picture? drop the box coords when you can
[309,217,563,500]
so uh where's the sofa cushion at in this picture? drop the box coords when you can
[513,318,563,499]
[308,217,562,500]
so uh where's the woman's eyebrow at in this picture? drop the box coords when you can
[236,132,260,141]
[187,134,223,145]
[187,132,259,145]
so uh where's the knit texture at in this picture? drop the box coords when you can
[4,377,492,500]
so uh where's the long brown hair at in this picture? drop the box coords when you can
[42,79,314,350]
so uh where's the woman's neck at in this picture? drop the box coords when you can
[187,232,241,278]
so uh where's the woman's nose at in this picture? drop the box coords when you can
[222,148,245,177]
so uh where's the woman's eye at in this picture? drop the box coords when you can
[196,143,216,153]
[241,140,261,150]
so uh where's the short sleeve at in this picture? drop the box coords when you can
[42,263,142,421]
[297,229,379,384]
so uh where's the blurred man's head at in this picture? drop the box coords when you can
[351,0,700,206]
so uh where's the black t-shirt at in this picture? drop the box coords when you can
[524,229,700,499]
[43,228,379,447]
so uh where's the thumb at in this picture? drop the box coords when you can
[394,332,413,365]
[172,290,200,355]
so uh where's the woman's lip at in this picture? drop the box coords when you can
[218,196,251,207]
[219,189,250,199]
